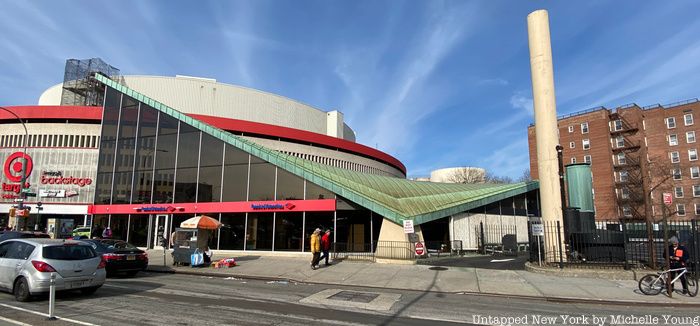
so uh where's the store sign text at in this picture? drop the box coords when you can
[41,171,93,187]
[133,206,185,212]
[251,203,296,210]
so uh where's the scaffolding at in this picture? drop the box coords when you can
[60,58,121,106]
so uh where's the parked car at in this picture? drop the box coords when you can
[80,239,148,276]
[0,231,51,243]
[71,227,92,239]
[0,239,106,302]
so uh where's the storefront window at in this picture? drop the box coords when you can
[306,181,334,200]
[276,169,304,200]
[248,158,275,201]
[174,167,198,202]
[336,210,371,252]
[197,134,224,202]
[129,215,149,247]
[222,144,249,202]
[219,213,246,250]
[246,213,273,250]
[514,194,527,216]
[274,212,303,251]
[304,212,334,252]
[501,197,515,216]
[109,215,129,241]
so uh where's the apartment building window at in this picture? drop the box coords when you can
[669,134,678,146]
[688,131,696,143]
[677,204,686,216]
[569,142,575,149]
[571,157,577,164]
[622,206,632,217]
[581,122,589,134]
[582,139,590,150]
[673,168,682,180]
[696,204,700,215]
[692,166,700,179]
[613,119,623,131]
[616,136,624,148]
[619,171,629,182]
[666,117,676,129]
[568,126,574,133]
[584,155,592,163]
[694,185,700,197]
[675,186,684,198]
[617,153,626,165]
[671,151,680,163]
[685,113,694,126]
[621,188,630,199]
[690,149,698,161]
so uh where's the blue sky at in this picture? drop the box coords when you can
[2,1,700,179]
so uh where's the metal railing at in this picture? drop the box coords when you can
[528,219,700,271]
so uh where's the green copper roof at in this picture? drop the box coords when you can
[96,74,539,226]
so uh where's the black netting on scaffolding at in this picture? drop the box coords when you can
[61,58,121,106]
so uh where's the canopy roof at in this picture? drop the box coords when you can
[96,74,538,226]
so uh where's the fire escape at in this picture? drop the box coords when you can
[610,111,645,220]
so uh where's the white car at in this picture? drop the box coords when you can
[0,238,106,301]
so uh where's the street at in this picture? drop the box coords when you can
[1,272,700,326]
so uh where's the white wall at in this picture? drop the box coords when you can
[449,212,529,250]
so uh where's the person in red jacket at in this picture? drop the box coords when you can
[319,229,332,266]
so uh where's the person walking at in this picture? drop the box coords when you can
[666,238,690,294]
[102,226,113,239]
[319,229,332,266]
[310,228,321,270]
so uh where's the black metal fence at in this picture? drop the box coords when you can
[528,219,700,271]
[476,222,529,255]
[332,240,463,261]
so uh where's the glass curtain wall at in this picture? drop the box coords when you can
[174,124,200,203]
[111,96,139,204]
[197,134,224,202]
[132,104,159,204]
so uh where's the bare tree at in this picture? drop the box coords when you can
[446,167,485,184]
[484,172,513,184]
[517,168,532,183]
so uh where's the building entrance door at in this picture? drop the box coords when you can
[152,214,169,249]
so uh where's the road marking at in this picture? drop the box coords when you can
[0,315,32,326]
[211,304,369,326]
[490,259,515,262]
[0,303,98,326]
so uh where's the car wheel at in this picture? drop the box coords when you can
[80,286,100,295]
[13,278,31,302]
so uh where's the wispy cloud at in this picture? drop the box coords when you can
[510,93,534,116]
[478,78,509,86]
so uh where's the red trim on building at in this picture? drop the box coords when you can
[1,106,406,174]
[89,199,336,215]
[190,114,406,174]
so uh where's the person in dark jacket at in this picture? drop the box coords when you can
[665,238,690,294]
[319,229,332,266]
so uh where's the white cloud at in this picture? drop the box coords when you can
[510,93,533,116]
[478,78,509,86]
[478,138,530,178]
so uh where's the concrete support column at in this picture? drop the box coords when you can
[527,10,565,262]
[375,218,423,264]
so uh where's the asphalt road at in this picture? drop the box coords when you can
[421,254,528,270]
[0,272,699,326]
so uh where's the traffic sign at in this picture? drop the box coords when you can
[531,224,544,236]
[415,242,425,256]
[403,220,414,234]
[21,188,31,193]
[663,192,673,205]
[25,192,37,197]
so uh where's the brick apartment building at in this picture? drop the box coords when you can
[528,98,700,220]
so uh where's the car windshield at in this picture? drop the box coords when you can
[43,244,97,260]
[20,233,50,238]
[108,241,137,250]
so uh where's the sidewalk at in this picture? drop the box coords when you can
[144,250,700,306]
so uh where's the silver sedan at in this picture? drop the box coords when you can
[0,238,106,301]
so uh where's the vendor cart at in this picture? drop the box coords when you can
[171,228,198,266]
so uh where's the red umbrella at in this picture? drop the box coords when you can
[180,215,222,230]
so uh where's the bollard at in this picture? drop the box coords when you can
[48,272,57,320]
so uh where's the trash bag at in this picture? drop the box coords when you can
[191,248,204,267]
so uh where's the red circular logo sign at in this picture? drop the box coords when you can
[415,242,425,256]
[3,152,33,183]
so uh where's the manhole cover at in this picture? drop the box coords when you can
[327,291,379,303]
[429,266,448,271]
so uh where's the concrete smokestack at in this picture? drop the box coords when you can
[527,10,565,260]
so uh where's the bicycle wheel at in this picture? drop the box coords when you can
[639,274,664,295]
[686,275,698,297]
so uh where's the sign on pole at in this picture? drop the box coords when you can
[531,223,544,236]
[403,220,414,234]
[663,192,673,205]
[415,242,425,256]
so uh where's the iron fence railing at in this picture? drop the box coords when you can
[526,219,700,272]
[476,223,529,255]
[332,240,464,261]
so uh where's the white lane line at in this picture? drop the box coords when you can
[490,259,515,262]
[0,315,32,326]
[0,303,99,326]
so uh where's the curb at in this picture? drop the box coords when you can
[524,262,641,281]
[145,266,700,307]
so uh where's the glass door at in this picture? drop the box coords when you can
[153,214,169,249]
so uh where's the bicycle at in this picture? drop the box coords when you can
[638,266,698,296]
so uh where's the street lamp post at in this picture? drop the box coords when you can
[0,106,29,231]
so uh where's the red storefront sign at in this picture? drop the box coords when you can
[89,199,336,215]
